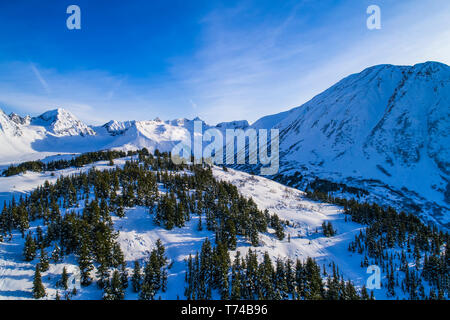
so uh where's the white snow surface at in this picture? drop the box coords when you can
[0,160,396,300]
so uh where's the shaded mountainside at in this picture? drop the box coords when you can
[247,62,450,229]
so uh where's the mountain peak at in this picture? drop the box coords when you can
[37,108,74,121]
[215,120,250,129]
[413,61,448,68]
[411,61,450,76]
[9,112,31,125]
[0,109,22,137]
[32,108,95,137]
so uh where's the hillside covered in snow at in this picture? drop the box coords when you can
[0,151,446,300]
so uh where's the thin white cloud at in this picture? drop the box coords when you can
[189,99,198,110]
[30,63,51,95]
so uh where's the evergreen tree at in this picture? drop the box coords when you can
[39,247,50,272]
[51,244,62,263]
[61,266,69,290]
[131,260,142,292]
[103,270,125,300]
[23,232,37,261]
[32,264,46,299]
[78,235,93,286]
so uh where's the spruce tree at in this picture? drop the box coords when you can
[51,244,61,263]
[32,264,46,299]
[131,260,142,292]
[61,266,69,290]
[23,232,37,261]
[78,236,93,286]
[39,247,50,272]
[103,270,124,300]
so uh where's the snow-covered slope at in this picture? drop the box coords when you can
[0,160,387,300]
[248,62,450,228]
[0,110,46,164]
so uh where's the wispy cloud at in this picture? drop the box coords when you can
[30,63,51,95]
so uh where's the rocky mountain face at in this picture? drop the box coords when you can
[0,110,23,137]
[30,108,96,137]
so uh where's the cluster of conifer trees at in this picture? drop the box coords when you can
[0,149,284,299]
[151,163,284,248]
[1,148,447,300]
[321,221,336,237]
[184,238,371,300]
[344,201,449,299]
[303,183,449,300]
[131,239,169,300]
[1,149,137,177]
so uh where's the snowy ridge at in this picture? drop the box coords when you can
[0,109,249,165]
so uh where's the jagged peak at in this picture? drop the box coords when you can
[35,107,77,122]
[9,112,31,125]
[31,107,95,137]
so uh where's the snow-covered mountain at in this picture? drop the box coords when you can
[30,108,96,137]
[247,61,450,228]
[0,108,248,165]
[0,61,448,228]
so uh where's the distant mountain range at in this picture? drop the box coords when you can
[0,61,448,228]
[0,107,250,164]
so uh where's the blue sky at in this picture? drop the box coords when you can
[0,0,449,125]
